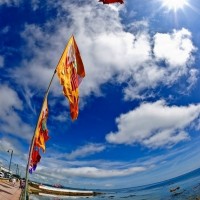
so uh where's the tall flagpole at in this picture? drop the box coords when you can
[24,69,57,199]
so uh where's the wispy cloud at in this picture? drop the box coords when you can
[0,55,4,68]
[186,68,199,91]
[52,166,146,178]
[51,111,70,122]
[0,138,17,153]
[31,0,40,11]
[0,0,21,6]
[34,157,147,179]
[26,136,200,188]
[0,85,33,140]
[65,143,106,160]
[0,136,28,158]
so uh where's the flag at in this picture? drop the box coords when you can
[29,97,49,173]
[29,148,41,174]
[56,35,85,120]
[99,0,124,4]
[34,97,50,152]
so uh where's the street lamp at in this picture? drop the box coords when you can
[7,149,13,173]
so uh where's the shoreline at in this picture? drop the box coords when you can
[29,181,102,196]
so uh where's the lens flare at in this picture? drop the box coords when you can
[162,0,188,11]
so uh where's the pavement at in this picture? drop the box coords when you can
[0,179,22,200]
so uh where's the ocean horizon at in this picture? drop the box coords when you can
[30,167,200,200]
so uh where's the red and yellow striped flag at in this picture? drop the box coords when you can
[56,35,85,120]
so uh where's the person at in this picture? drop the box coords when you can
[12,178,16,187]
[20,179,25,189]
[19,179,22,188]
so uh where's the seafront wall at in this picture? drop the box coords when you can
[29,181,101,196]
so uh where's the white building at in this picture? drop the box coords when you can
[0,166,12,174]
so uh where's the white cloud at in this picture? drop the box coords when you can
[21,86,36,114]
[106,100,200,148]
[186,68,199,91]
[123,63,166,100]
[0,85,22,112]
[0,138,16,153]
[124,28,197,100]
[56,166,146,178]
[0,137,22,155]
[36,163,146,179]
[65,144,106,160]
[14,1,197,102]
[26,138,200,187]
[0,55,4,68]
[153,28,196,67]
[51,111,69,122]
[0,85,32,140]
[16,3,151,99]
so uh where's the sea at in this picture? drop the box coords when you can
[30,168,200,200]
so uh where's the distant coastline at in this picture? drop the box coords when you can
[29,181,102,196]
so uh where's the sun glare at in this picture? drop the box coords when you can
[162,0,188,11]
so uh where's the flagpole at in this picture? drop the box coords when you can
[24,69,57,199]
[23,36,73,199]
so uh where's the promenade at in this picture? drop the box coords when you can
[0,179,22,200]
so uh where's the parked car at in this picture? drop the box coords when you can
[0,172,4,178]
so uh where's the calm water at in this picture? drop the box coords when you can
[30,168,200,200]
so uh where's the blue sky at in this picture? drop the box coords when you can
[0,0,200,189]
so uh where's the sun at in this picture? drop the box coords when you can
[162,0,188,12]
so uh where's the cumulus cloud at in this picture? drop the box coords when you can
[10,1,196,103]
[16,2,151,99]
[65,143,106,160]
[0,85,32,140]
[124,28,197,100]
[106,100,200,148]
[153,28,196,67]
